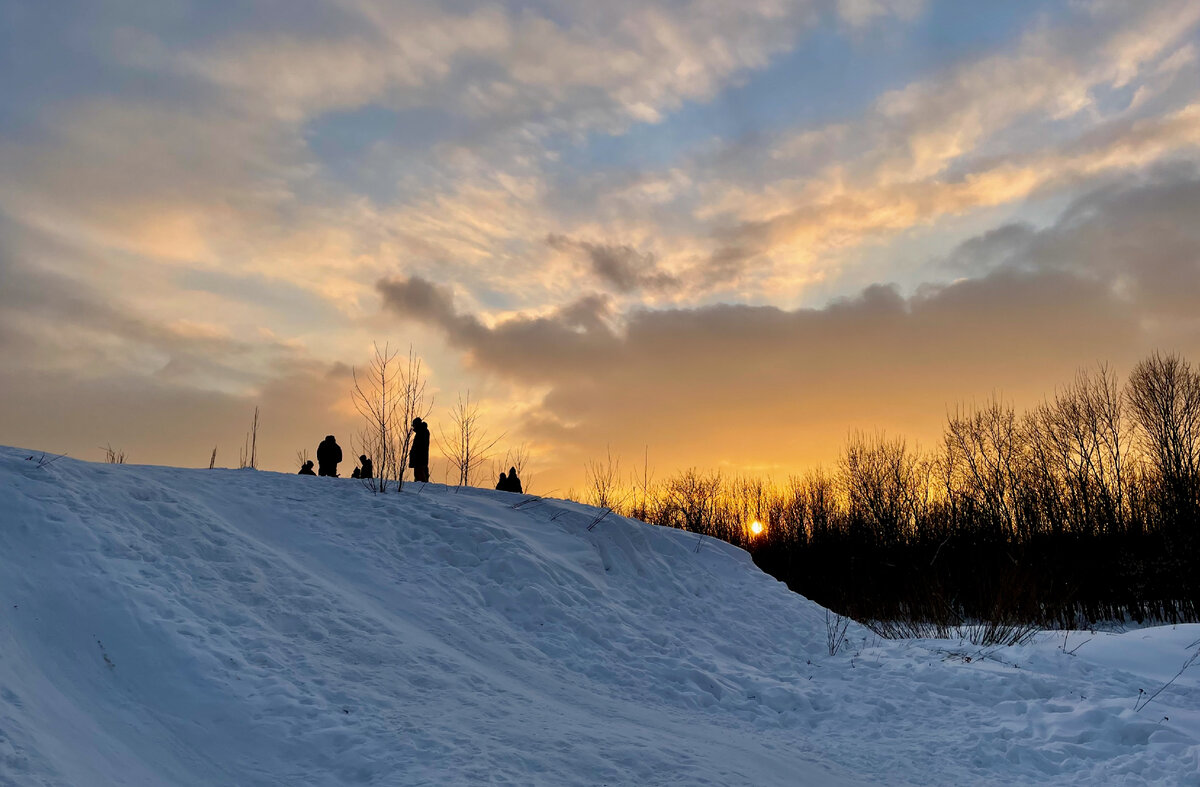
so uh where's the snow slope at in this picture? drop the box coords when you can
[0,446,1197,786]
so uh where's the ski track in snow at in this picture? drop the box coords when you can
[0,446,1197,785]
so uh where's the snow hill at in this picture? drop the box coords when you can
[0,447,1198,786]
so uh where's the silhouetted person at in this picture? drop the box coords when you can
[351,467,361,479]
[359,455,373,479]
[506,466,522,494]
[298,460,316,476]
[409,418,430,483]
[496,471,508,490]
[317,435,342,477]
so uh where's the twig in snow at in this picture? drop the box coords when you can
[1135,646,1200,712]
[511,489,556,506]
[27,452,67,469]
[586,491,632,531]
[1061,630,1092,656]
[511,491,558,510]
[586,507,615,531]
[510,495,541,509]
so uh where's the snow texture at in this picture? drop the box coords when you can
[0,446,1197,785]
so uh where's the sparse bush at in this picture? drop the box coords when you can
[825,610,851,655]
[438,390,504,487]
[238,407,259,470]
[584,447,622,510]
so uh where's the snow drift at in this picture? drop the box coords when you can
[0,446,1197,785]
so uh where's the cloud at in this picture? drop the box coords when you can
[942,222,1036,273]
[975,165,1200,317]
[698,98,1200,290]
[0,217,363,471]
[668,2,1200,289]
[837,0,925,28]
[178,0,836,134]
[8,0,1198,324]
[545,234,679,293]
[0,360,358,471]
[0,216,320,392]
[376,276,618,378]
[377,171,1200,475]
[373,275,476,337]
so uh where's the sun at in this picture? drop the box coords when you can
[749,520,764,536]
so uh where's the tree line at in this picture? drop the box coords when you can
[581,353,1200,631]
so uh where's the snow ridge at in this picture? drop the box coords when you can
[0,447,1197,785]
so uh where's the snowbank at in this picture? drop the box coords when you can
[0,447,1197,785]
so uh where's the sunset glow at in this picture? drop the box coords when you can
[1,1,1198,490]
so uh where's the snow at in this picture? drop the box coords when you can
[0,446,1197,785]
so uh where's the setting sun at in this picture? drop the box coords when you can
[749,520,764,536]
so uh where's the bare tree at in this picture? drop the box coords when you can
[943,397,1023,535]
[351,343,403,493]
[438,390,504,487]
[801,467,837,539]
[839,430,925,543]
[1026,364,1131,534]
[295,448,310,471]
[1127,352,1200,518]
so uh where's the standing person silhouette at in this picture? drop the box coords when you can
[316,435,342,477]
[506,466,522,494]
[409,418,430,483]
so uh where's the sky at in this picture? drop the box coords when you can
[1,0,1199,491]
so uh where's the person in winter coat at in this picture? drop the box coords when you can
[506,466,523,494]
[359,455,373,479]
[409,418,430,483]
[316,435,342,477]
[298,460,316,476]
[496,471,508,490]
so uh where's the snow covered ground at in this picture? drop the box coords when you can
[0,446,1197,785]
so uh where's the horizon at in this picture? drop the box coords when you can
[0,349,1188,494]
[2,0,1199,491]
